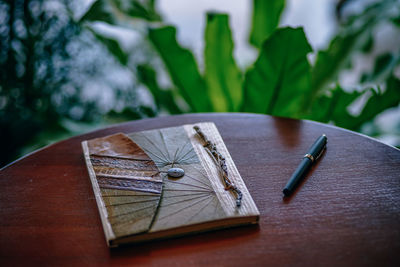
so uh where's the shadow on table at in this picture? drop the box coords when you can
[110,224,260,260]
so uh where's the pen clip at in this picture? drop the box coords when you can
[315,146,326,161]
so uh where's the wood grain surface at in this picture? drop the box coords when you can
[1,113,399,266]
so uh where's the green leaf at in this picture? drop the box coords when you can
[204,13,242,112]
[79,0,115,24]
[87,27,128,66]
[346,76,400,130]
[148,26,211,112]
[307,85,363,123]
[242,27,312,118]
[312,0,398,94]
[312,31,365,94]
[249,0,285,48]
[308,77,400,131]
[79,0,161,24]
[361,32,374,53]
[392,16,400,27]
[362,53,399,83]
[113,0,161,21]
[137,65,183,114]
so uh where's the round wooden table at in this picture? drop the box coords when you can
[1,113,399,266]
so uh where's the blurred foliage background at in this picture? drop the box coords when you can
[1,0,400,167]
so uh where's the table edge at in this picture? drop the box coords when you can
[2,112,399,171]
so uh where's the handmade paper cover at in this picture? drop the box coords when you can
[82,122,259,246]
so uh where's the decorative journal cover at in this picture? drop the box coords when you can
[82,122,259,247]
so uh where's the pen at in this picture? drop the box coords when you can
[283,134,327,197]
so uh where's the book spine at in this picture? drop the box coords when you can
[81,141,115,245]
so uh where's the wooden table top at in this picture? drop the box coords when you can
[1,113,400,266]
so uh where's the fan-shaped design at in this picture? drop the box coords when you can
[129,126,227,232]
[87,133,162,238]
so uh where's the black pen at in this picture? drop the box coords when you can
[283,134,327,197]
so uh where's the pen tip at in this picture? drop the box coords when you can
[282,188,290,197]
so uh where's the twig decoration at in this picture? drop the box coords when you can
[194,126,242,207]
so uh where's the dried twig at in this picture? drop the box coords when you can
[194,126,242,207]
